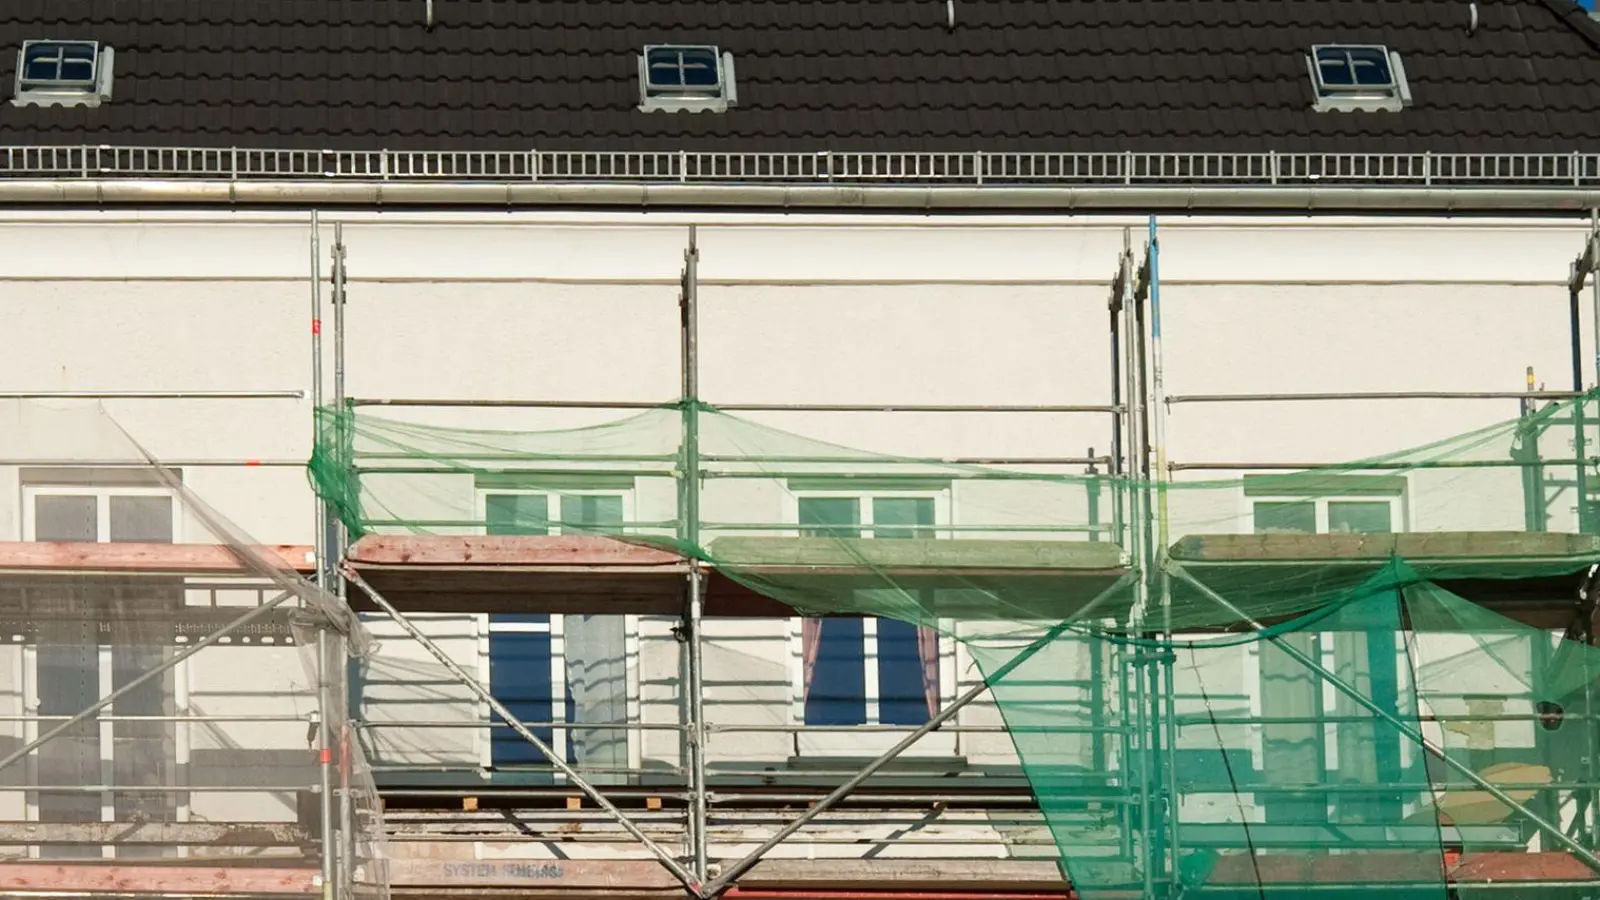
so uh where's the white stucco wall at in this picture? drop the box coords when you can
[0,209,1592,831]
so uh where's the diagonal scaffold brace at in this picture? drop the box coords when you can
[341,565,706,896]
[1168,561,1600,878]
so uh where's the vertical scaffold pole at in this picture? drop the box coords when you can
[1584,209,1600,843]
[331,223,353,899]
[1131,226,1162,898]
[1105,245,1134,862]
[1586,210,1600,541]
[1108,255,1125,547]
[311,211,327,586]
[1146,215,1179,897]
[333,223,349,530]
[1591,209,1599,392]
[1571,223,1591,534]
[679,225,709,887]
[1122,229,1145,615]
[1119,226,1155,898]
[307,211,338,900]
[1117,231,1137,869]
[316,628,336,900]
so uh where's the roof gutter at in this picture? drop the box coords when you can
[5,179,1600,213]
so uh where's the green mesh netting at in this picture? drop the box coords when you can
[311,391,1600,899]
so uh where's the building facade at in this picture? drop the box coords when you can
[5,0,1600,894]
[0,210,1595,876]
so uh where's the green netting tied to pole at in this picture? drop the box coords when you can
[311,392,1600,900]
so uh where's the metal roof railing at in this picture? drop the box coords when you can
[1,146,1599,187]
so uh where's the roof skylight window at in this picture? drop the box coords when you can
[13,40,114,108]
[1307,45,1411,113]
[638,45,737,113]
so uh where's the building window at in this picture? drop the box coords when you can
[27,487,175,543]
[1244,474,1407,824]
[484,490,626,537]
[1252,497,1399,535]
[1305,44,1410,113]
[13,40,115,108]
[21,481,179,858]
[1247,473,1406,536]
[638,44,737,113]
[791,491,947,731]
[478,482,633,778]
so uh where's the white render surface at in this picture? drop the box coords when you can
[0,210,1590,845]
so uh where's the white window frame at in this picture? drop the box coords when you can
[1247,494,1405,535]
[19,484,181,857]
[1241,486,1414,819]
[1305,44,1411,113]
[637,44,737,113]
[13,40,115,108]
[22,485,180,544]
[472,487,643,776]
[782,489,951,541]
[476,486,636,538]
[783,489,959,758]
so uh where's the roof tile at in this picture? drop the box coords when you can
[0,0,1596,154]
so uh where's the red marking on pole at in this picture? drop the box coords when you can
[320,748,331,765]
[245,459,261,467]
[312,319,322,335]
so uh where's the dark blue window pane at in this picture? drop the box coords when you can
[1315,46,1392,88]
[805,618,867,726]
[489,627,575,766]
[1315,50,1355,86]
[23,42,96,84]
[60,57,95,82]
[1349,48,1393,85]
[646,46,720,89]
[877,618,932,726]
[679,49,720,86]
[21,55,53,82]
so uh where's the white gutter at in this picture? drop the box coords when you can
[5,179,1600,212]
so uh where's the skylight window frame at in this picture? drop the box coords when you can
[638,44,738,114]
[13,39,115,109]
[21,40,99,89]
[1306,44,1412,114]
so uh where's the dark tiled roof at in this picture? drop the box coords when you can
[3,0,1600,154]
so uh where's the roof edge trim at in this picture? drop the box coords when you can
[1537,0,1600,53]
[9,179,1600,213]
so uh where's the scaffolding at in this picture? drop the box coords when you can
[9,214,1600,900]
[306,216,1600,900]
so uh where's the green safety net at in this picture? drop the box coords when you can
[311,391,1600,900]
